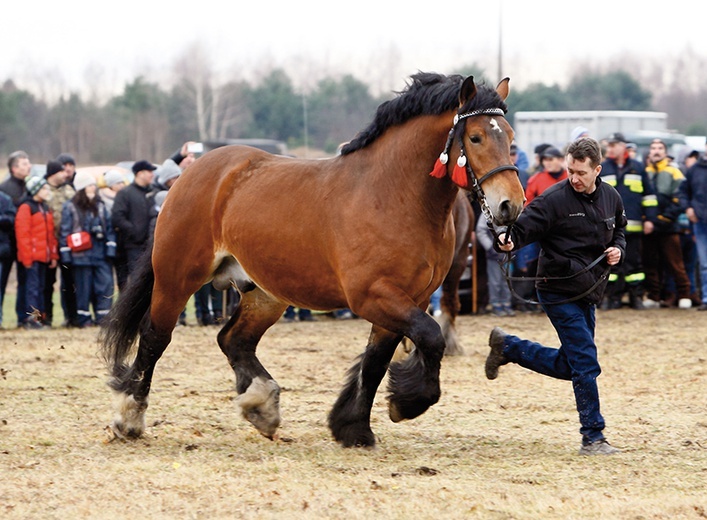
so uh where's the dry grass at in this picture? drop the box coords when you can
[1,310,706,519]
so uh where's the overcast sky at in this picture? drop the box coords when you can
[2,0,702,99]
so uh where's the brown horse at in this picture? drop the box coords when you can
[100,73,525,448]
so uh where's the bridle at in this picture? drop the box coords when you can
[431,107,519,245]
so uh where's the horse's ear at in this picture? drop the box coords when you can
[496,77,511,101]
[459,76,477,106]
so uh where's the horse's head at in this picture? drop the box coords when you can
[430,77,525,228]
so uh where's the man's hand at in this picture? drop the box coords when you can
[496,232,514,251]
[687,207,698,224]
[604,246,621,266]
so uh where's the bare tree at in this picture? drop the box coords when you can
[172,42,252,141]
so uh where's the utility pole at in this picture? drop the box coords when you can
[498,0,503,80]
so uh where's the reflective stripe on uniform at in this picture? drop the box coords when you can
[642,194,658,207]
[602,175,617,186]
[626,220,643,233]
[624,174,644,193]
[625,272,645,283]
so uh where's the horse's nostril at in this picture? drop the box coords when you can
[497,200,521,225]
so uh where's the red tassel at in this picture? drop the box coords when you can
[429,158,447,179]
[451,164,468,187]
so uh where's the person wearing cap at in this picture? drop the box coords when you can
[679,146,707,310]
[512,146,569,314]
[56,153,77,186]
[42,160,79,328]
[15,175,59,329]
[570,126,589,143]
[525,146,568,204]
[99,169,126,214]
[529,143,553,176]
[98,169,128,297]
[59,171,117,327]
[672,149,703,306]
[626,143,638,161]
[111,160,157,285]
[1,151,33,327]
[151,159,182,192]
[642,139,693,309]
[600,132,658,310]
[486,137,626,456]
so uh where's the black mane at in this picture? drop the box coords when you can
[341,72,507,155]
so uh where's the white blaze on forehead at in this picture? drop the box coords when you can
[490,118,502,133]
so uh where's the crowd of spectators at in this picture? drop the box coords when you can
[2,132,707,329]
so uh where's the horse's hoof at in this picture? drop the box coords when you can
[237,377,281,438]
[388,402,405,423]
[388,391,439,422]
[110,420,143,440]
[332,425,376,448]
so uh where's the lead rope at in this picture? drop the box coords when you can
[498,249,610,306]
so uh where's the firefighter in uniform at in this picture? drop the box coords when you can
[600,132,658,309]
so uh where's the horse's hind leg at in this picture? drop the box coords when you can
[109,325,172,439]
[329,326,402,447]
[438,272,464,356]
[216,287,287,439]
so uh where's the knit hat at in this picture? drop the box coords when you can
[155,159,182,185]
[73,171,97,192]
[570,126,589,142]
[45,160,65,178]
[25,175,47,196]
[56,153,76,166]
[154,190,168,209]
[103,169,125,188]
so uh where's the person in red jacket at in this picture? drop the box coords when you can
[525,146,569,204]
[15,176,58,329]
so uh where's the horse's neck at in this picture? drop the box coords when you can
[365,114,460,223]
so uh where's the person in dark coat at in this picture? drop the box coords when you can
[600,132,658,309]
[0,191,16,328]
[60,171,116,327]
[111,160,156,287]
[485,137,627,456]
[680,147,707,310]
[0,151,33,326]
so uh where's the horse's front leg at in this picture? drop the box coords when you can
[387,307,446,422]
[328,326,402,447]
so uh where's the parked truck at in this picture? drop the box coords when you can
[512,110,686,162]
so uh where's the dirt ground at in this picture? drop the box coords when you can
[1,309,706,519]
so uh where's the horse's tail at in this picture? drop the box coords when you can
[99,249,154,378]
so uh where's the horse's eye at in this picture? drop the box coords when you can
[469,135,482,144]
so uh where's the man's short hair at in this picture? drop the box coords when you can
[7,150,29,172]
[566,137,603,169]
[650,138,667,151]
